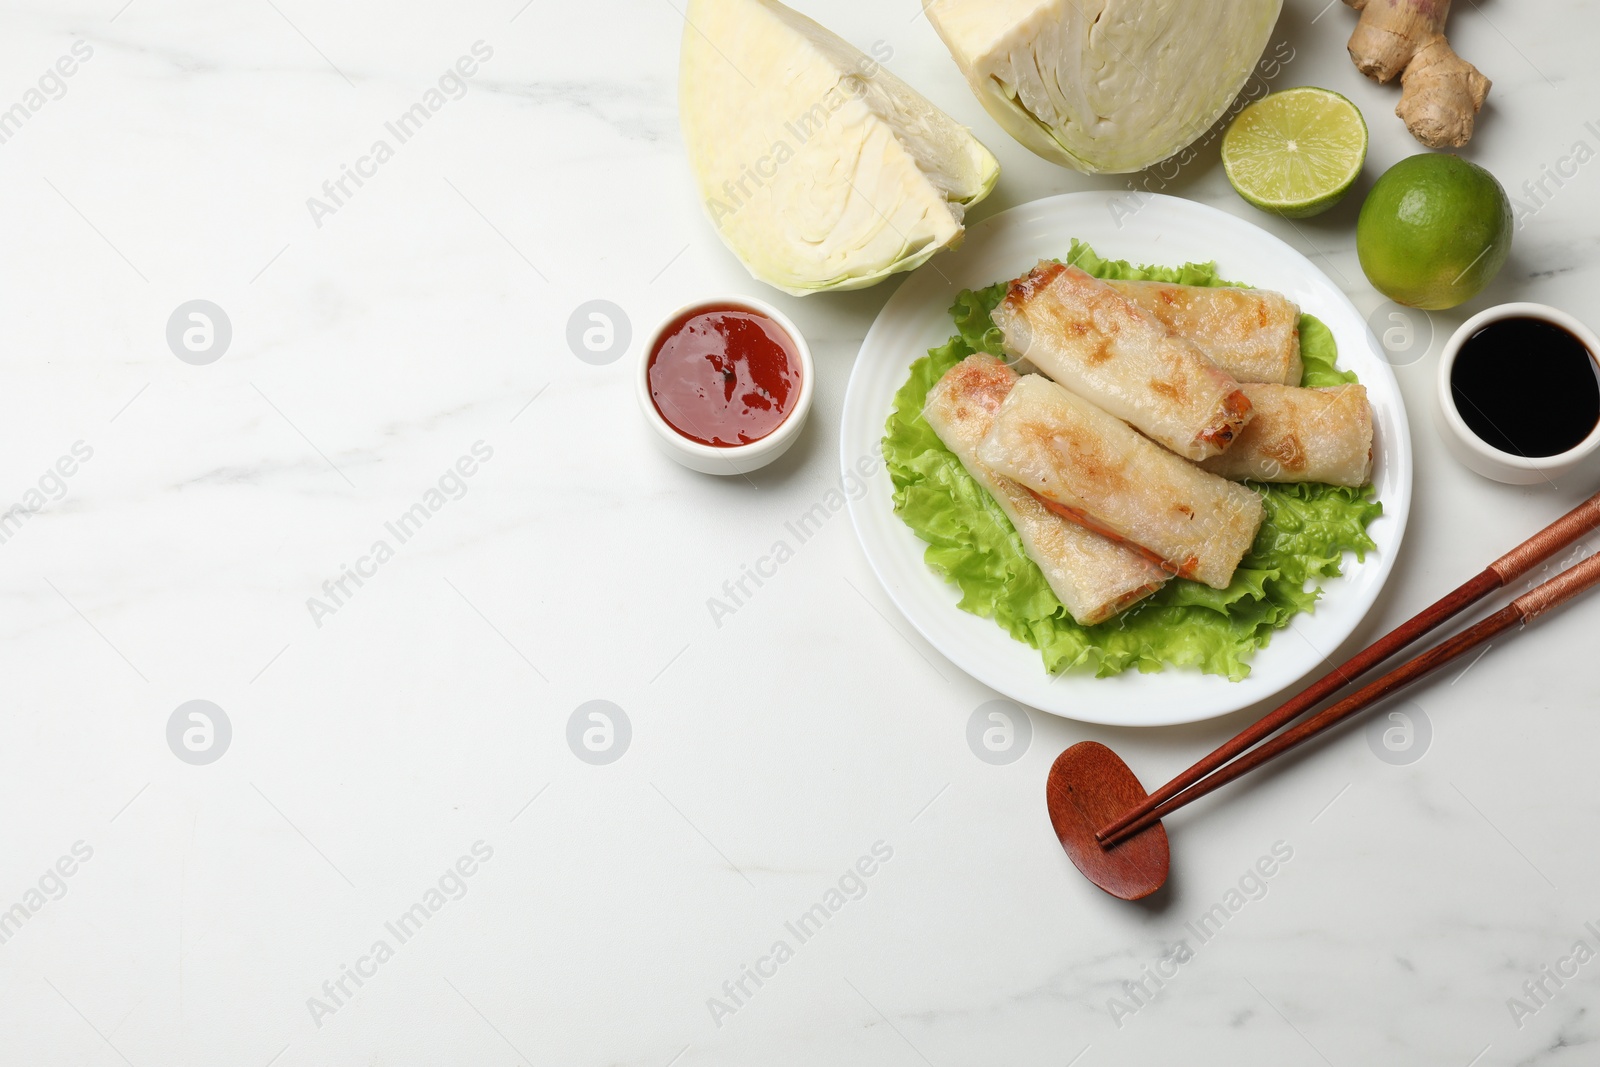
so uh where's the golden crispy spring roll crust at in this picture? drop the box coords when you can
[923,355,1168,625]
[1199,383,1374,487]
[1106,280,1304,386]
[992,263,1253,461]
[977,375,1265,590]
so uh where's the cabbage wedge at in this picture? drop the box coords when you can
[680,0,1000,296]
[924,0,1282,174]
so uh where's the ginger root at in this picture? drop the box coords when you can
[1343,0,1490,148]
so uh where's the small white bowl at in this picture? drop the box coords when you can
[636,295,814,476]
[1435,302,1600,485]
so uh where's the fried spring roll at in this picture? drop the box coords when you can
[924,355,1168,624]
[1106,280,1304,386]
[978,375,1265,590]
[992,263,1252,461]
[1199,383,1373,487]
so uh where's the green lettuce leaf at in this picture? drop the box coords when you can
[883,241,1382,680]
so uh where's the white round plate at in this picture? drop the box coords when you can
[841,192,1412,727]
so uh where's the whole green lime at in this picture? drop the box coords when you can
[1357,154,1512,310]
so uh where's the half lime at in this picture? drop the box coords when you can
[1222,87,1368,219]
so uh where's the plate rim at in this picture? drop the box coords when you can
[840,191,1414,727]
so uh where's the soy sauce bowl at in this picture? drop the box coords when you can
[1435,302,1600,485]
[636,296,813,476]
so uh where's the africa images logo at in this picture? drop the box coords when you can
[704,841,893,1029]
[305,442,494,627]
[305,41,494,228]
[306,841,495,1028]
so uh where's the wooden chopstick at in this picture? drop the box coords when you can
[1100,547,1600,845]
[1095,490,1600,847]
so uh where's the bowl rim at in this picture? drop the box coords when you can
[1436,301,1600,472]
[634,294,814,463]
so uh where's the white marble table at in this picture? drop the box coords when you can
[2,1,1598,1064]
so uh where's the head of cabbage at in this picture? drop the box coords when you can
[925,0,1283,174]
[680,0,999,296]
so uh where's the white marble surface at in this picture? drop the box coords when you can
[2,1,1599,1064]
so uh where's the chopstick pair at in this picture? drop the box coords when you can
[1096,489,1600,848]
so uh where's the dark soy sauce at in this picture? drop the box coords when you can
[1451,316,1600,458]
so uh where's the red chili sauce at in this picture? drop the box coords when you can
[648,304,801,447]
